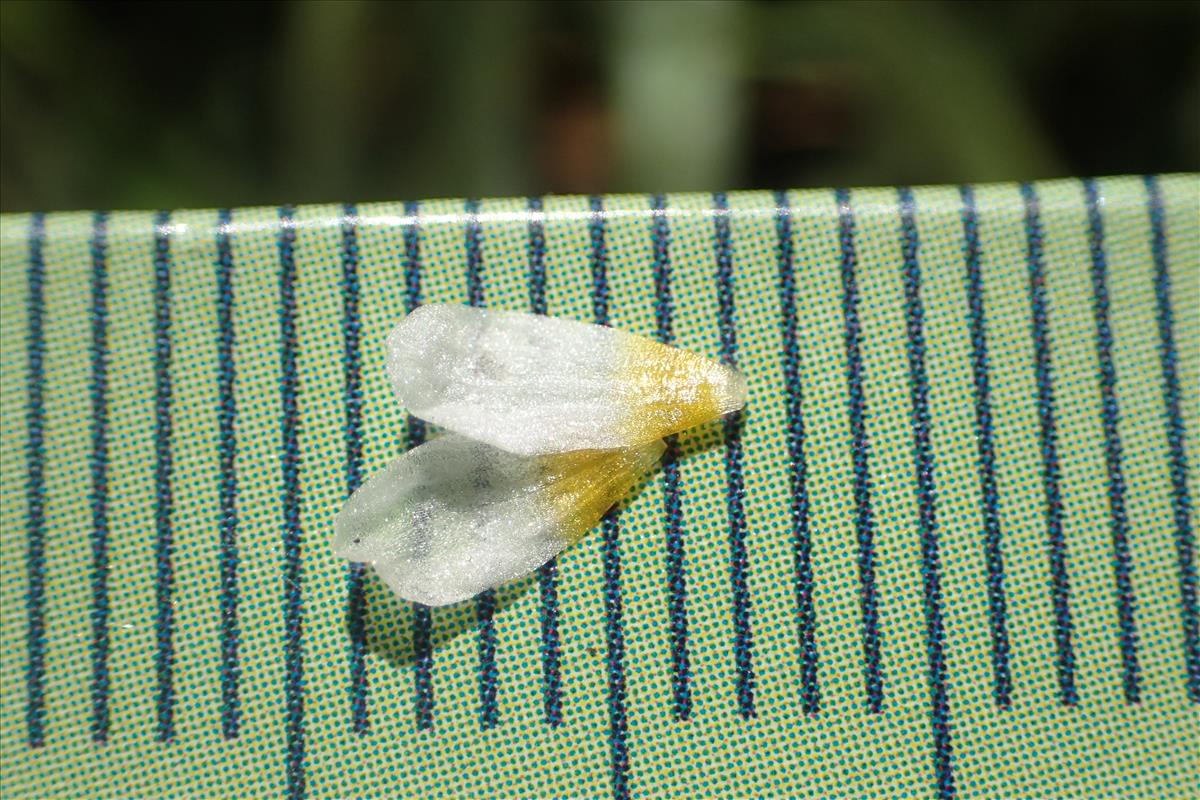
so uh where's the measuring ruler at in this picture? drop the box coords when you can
[1,175,1196,799]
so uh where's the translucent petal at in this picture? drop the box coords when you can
[332,433,665,607]
[385,304,747,455]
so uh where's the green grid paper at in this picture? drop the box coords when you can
[1,175,1197,798]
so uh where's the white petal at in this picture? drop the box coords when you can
[385,304,747,455]
[332,433,665,607]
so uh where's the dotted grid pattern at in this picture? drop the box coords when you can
[0,175,1197,800]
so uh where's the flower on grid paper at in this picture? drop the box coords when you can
[332,304,748,607]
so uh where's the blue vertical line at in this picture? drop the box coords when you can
[1082,179,1139,703]
[773,190,820,715]
[959,186,1013,709]
[1144,175,1199,702]
[153,210,176,743]
[279,205,306,799]
[651,193,692,720]
[90,211,113,743]
[465,197,499,730]
[528,196,548,314]
[835,188,884,713]
[592,196,630,800]
[216,208,241,739]
[466,198,487,309]
[404,200,435,728]
[476,588,499,731]
[411,598,433,732]
[25,212,47,749]
[713,192,756,719]
[527,196,563,727]
[341,203,370,733]
[591,197,611,328]
[1021,182,1077,706]
[601,512,630,800]
[898,188,956,800]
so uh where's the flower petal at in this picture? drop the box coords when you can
[333,433,665,607]
[385,304,746,455]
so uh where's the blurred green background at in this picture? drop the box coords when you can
[2,0,1197,212]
